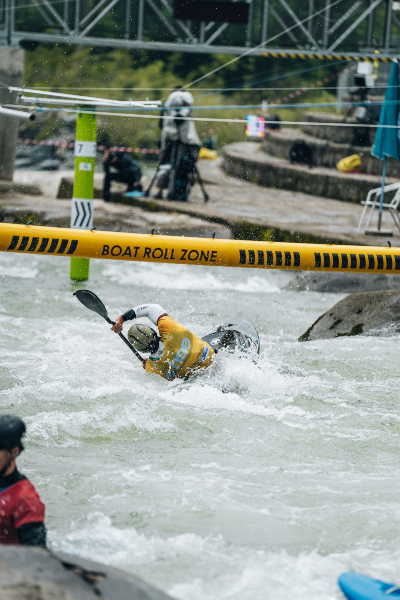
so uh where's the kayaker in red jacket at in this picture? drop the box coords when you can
[0,414,46,547]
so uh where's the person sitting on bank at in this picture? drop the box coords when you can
[103,143,142,202]
[0,414,46,547]
[111,303,214,381]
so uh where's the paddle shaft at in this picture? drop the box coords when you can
[104,315,146,365]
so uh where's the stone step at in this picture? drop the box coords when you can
[222,141,396,204]
[262,127,399,177]
[302,111,378,144]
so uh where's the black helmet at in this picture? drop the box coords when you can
[0,415,26,452]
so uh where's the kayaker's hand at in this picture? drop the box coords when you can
[142,359,148,370]
[111,315,124,333]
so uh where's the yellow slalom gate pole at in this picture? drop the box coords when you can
[2,223,400,275]
[70,109,97,281]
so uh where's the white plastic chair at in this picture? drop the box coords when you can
[357,181,400,233]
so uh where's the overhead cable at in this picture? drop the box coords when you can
[13,99,400,110]
[19,107,389,128]
[194,59,348,99]
[15,85,395,91]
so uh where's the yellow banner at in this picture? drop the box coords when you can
[1,223,399,274]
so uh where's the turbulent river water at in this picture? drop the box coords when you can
[1,251,400,600]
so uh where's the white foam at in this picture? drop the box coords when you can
[50,512,212,566]
[49,513,400,600]
[0,253,39,278]
[102,262,281,293]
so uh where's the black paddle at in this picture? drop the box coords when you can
[73,290,146,365]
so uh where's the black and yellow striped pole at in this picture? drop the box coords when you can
[262,50,394,62]
[1,224,400,275]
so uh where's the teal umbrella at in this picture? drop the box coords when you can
[371,60,400,230]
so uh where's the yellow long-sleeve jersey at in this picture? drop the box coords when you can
[146,314,214,380]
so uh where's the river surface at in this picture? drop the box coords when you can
[1,252,400,599]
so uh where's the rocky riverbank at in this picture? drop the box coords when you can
[299,290,400,341]
[285,272,400,293]
[0,546,175,600]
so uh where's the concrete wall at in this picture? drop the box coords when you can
[0,47,24,181]
[262,129,400,177]
[221,142,395,204]
[302,112,377,145]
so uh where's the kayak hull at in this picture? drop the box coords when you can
[202,318,260,356]
[339,572,400,600]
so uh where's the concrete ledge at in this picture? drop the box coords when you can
[57,176,104,200]
[7,163,397,245]
[0,180,41,195]
[302,111,378,144]
[262,128,400,177]
[57,175,132,204]
[221,141,396,204]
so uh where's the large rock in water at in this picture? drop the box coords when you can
[299,290,400,341]
[285,272,400,293]
[0,546,174,600]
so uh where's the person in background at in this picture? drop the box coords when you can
[0,414,46,547]
[154,86,201,200]
[103,142,142,202]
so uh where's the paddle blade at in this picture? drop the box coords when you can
[73,290,110,321]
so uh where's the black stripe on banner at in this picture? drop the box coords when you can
[257,250,264,265]
[239,250,246,264]
[386,255,393,270]
[266,251,273,266]
[37,238,49,253]
[275,251,282,266]
[47,239,59,254]
[341,254,348,268]
[368,255,375,269]
[396,256,400,270]
[377,255,383,269]
[248,250,255,265]
[359,254,366,269]
[27,237,39,252]
[350,254,357,269]
[284,252,291,267]
[323,253,330,268]
[332,253,339,268]
[66,240,78,255]
[294,252,300,267]
[7,236,19,250]
[314,253,321,268]
[57,239,69,254]
[18,236,30,251]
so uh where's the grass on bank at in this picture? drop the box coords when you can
[21,45,339,149]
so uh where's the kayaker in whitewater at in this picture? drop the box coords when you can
[111,303,214,380]
[0,415,46,547]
